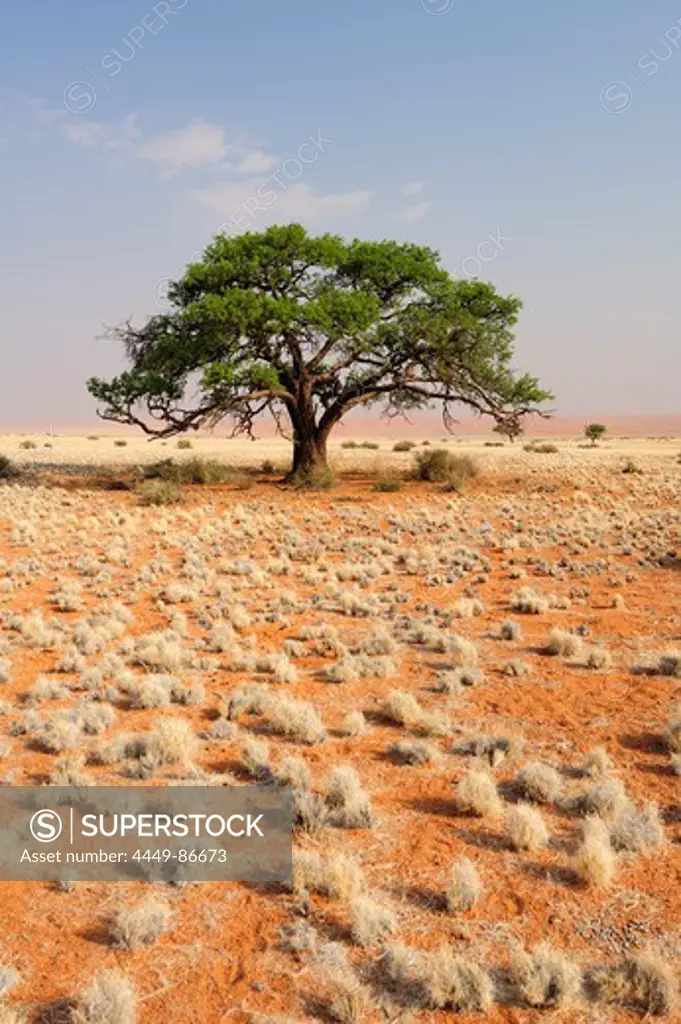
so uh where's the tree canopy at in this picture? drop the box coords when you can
[87,223,552,476]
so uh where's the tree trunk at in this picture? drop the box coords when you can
[290,430,329,478]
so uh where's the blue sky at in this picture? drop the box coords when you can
[1,0,679,427]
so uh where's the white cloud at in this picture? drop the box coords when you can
[235,150,279,174]
[393,201,430,222]
[403,180,425,196]
[191,179,374,227]
[137,120,231,170]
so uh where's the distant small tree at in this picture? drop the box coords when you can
[88,224,552,479]
[493,420,524,444]
[585,423,607,446]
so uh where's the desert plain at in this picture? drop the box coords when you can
[0,430,678,1023]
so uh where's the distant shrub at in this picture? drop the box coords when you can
[585,423,607,446]
[412,449,478,490]
[393,440,415,452]
[143,457,237,485]
[373,474,403,493]
[18,440,37,450]
[176,438,193,449]
[360,440,379,450]
[260,459,276,473]
[137,481,182,506]
[0,456,20,481]
[524,442,558,454]
[341,441,358,449]
[87,435,99,441]
[114,440,128,447]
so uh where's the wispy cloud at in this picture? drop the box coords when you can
[393,201,430,222]
[192,179,374,227]
[402,180,425,196]
[137,120,233,171]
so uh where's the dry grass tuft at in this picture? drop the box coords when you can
[446,857,482,912]
[110,897,171,949]
[516,762,563,803]
[576,816,617,889]
[349,895,397,947]
[587,953,679,1016]
[72,969,137,1024]
[383,943,493,1012]
[507,804,549,852]
[456,768,503,819]
[510,943,582,1008]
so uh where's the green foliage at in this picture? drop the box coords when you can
[87,224,552,475]
[585,423,607,445]
[143,457,237,485]
[412,449,478,490]
[374,474,404,492]
[137,480,183,506]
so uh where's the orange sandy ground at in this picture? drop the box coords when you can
[0,471,679,1023]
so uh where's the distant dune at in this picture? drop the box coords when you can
[5,413,681,440]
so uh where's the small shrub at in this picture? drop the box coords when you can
[110,897,171,949]
[325,764,373,828]
[268,695,326,744]
[0,456,20,480]
[576,816,617,888]
[456,768,503,819]
[19,440,37,450]
[510,943,581,1009]
[137,480,182,506]
[500,619,520,641]
[387,740,438,766]
[393,440,415,452]
[338,711,368,738]
[524,442,558,454]
[517,762,563,803]
[611,801,664,854]
[507,804,549,851]
[113,440,128,447]
[383,943,493,1012]
[340,441,358,449]
[260,459,276,473]
[446,857,482,912]
[545,628,583,659]
[350,896,397,946]
[373,474,403,493]
[72,969,137,1024]
[412,449,478,490]
[175,438,193,449]
[587,953,678,1016]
